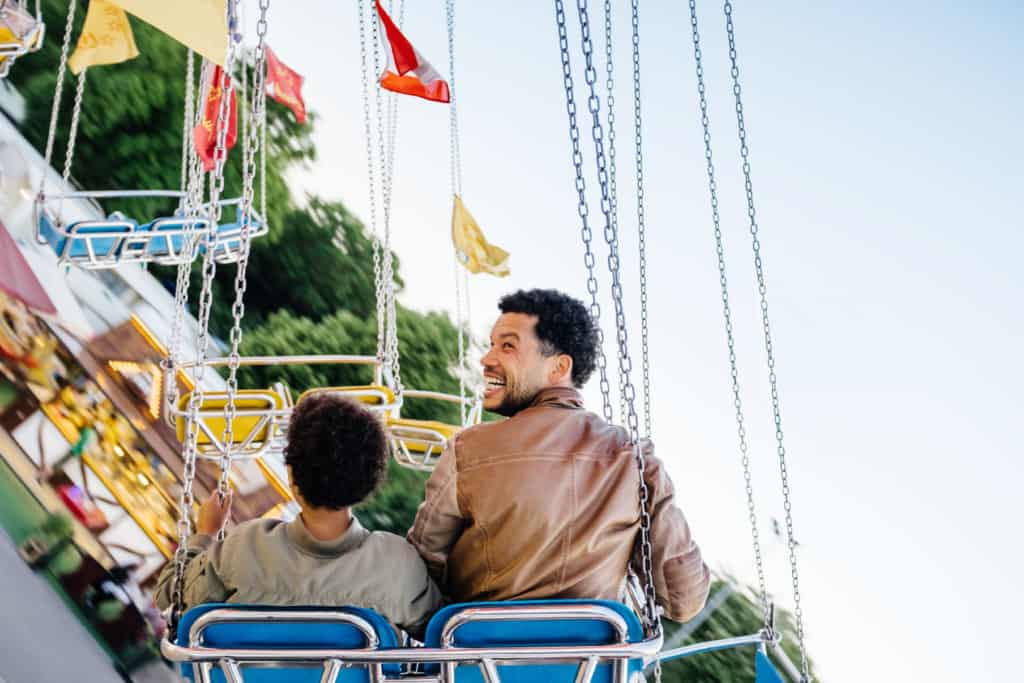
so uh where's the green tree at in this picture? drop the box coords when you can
[658,579,817,682]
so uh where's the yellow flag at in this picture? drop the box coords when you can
[68,0,139,74]
[452,195,510,277]
[111,0,228,66]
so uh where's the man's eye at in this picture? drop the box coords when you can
[503,343,514,350]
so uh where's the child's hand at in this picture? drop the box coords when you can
[197,491,233,536]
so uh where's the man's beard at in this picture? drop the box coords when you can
[491,381,540,417]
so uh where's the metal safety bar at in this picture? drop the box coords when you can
[161,604,663,683]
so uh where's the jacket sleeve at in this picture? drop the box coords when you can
[390,544,445,641]
[153,534,231,613]
[632,441,711,623]
[406,438,466,591]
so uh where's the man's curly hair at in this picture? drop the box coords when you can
[498,289,600,388]
[284,393,387,509]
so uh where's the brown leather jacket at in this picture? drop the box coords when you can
[407,387,711,622]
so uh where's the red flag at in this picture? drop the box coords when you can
[265,46,307,124]
[193,63,238,172]
[376,1,450,103]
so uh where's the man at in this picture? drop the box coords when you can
[155,393,441,637]
[408,289,710,622]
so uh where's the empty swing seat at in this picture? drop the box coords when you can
[38,211,137,261]
[199,218,264,260]
[386,418,459,452]
[175,388,289,457]
[423,599,646,683]
[175,604,400,683]
[298,385,397,410]
[143,215,212,257]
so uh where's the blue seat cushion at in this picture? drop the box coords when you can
[423,599,644,683]
[176,604,399,683]
[39,213,135,260]
[142,217,202,256]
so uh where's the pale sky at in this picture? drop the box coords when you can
[250,1,1023,680]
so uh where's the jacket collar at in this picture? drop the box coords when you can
[286,514,370,558]
[528,386,584,411]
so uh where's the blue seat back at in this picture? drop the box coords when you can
[755,650,785,683]
[423,599,645,683]
[176,604,399,683]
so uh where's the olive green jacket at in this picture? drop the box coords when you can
[154,516,441,638]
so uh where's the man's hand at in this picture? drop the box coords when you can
[196,491,233,536]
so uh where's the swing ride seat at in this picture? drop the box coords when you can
[421,600,646,683]
[386,389,482,471]
[174,386,291,460]
[162,600,661,683]
[297,384,399,412]
[142,214,213,260]
[37,209,137,263]
[173,603,401,683]
[196,199,268,263]
[386,416,458,469]
[0,2,44,77]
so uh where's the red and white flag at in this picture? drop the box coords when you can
[193,63,238,172]
[265,46,307,124]
[376,0,450,103]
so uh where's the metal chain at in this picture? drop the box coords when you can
[446,0,469,422]
[686,0,771,629]
[602,0,629,426]
[60,66,86,186]
[171,0,243,625]
[722,3,809,678]
[372,0,403,397]
[39,0,76,196]
[165,50,201,421]
[357,0,387,366]
[574,0,657,634]
[553,0,614,426]
[218,0,272,527]
[631,0,653,440]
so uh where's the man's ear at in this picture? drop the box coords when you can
[551,354,574,385]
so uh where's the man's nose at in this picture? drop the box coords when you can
[480,348,495,368]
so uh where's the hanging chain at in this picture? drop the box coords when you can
[218,0,272,523]
[686,0,771,630]
[722,3,809,678]
[61,67,86,184]
[602,0,629,425]
[172,0,243,626]
[165,50,202,421]
[357,0,387,367]
[554,0,614,426]
[40,0,76,191]
[371,0,403,397]
[446,0,470,422]
[631,0,653,440]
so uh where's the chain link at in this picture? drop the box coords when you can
[630,0,653,440]
[218,0,272,531]
[171,0,244,626]
[721,2,809,678]
[61,67,86,185]
[686,0,771,630]
[554,0,614,426]
[39,0,76,193]
[556,0,658,638]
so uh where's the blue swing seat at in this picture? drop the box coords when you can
[423,599,646,683]
[38,211,136,261]
[143,215,211,257]
[756,649,785,683]
[197,217,263,259]
[175,603,400,683]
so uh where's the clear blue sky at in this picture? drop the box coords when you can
[254,1,1023,680]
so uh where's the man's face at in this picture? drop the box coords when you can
[480,313,557,417]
